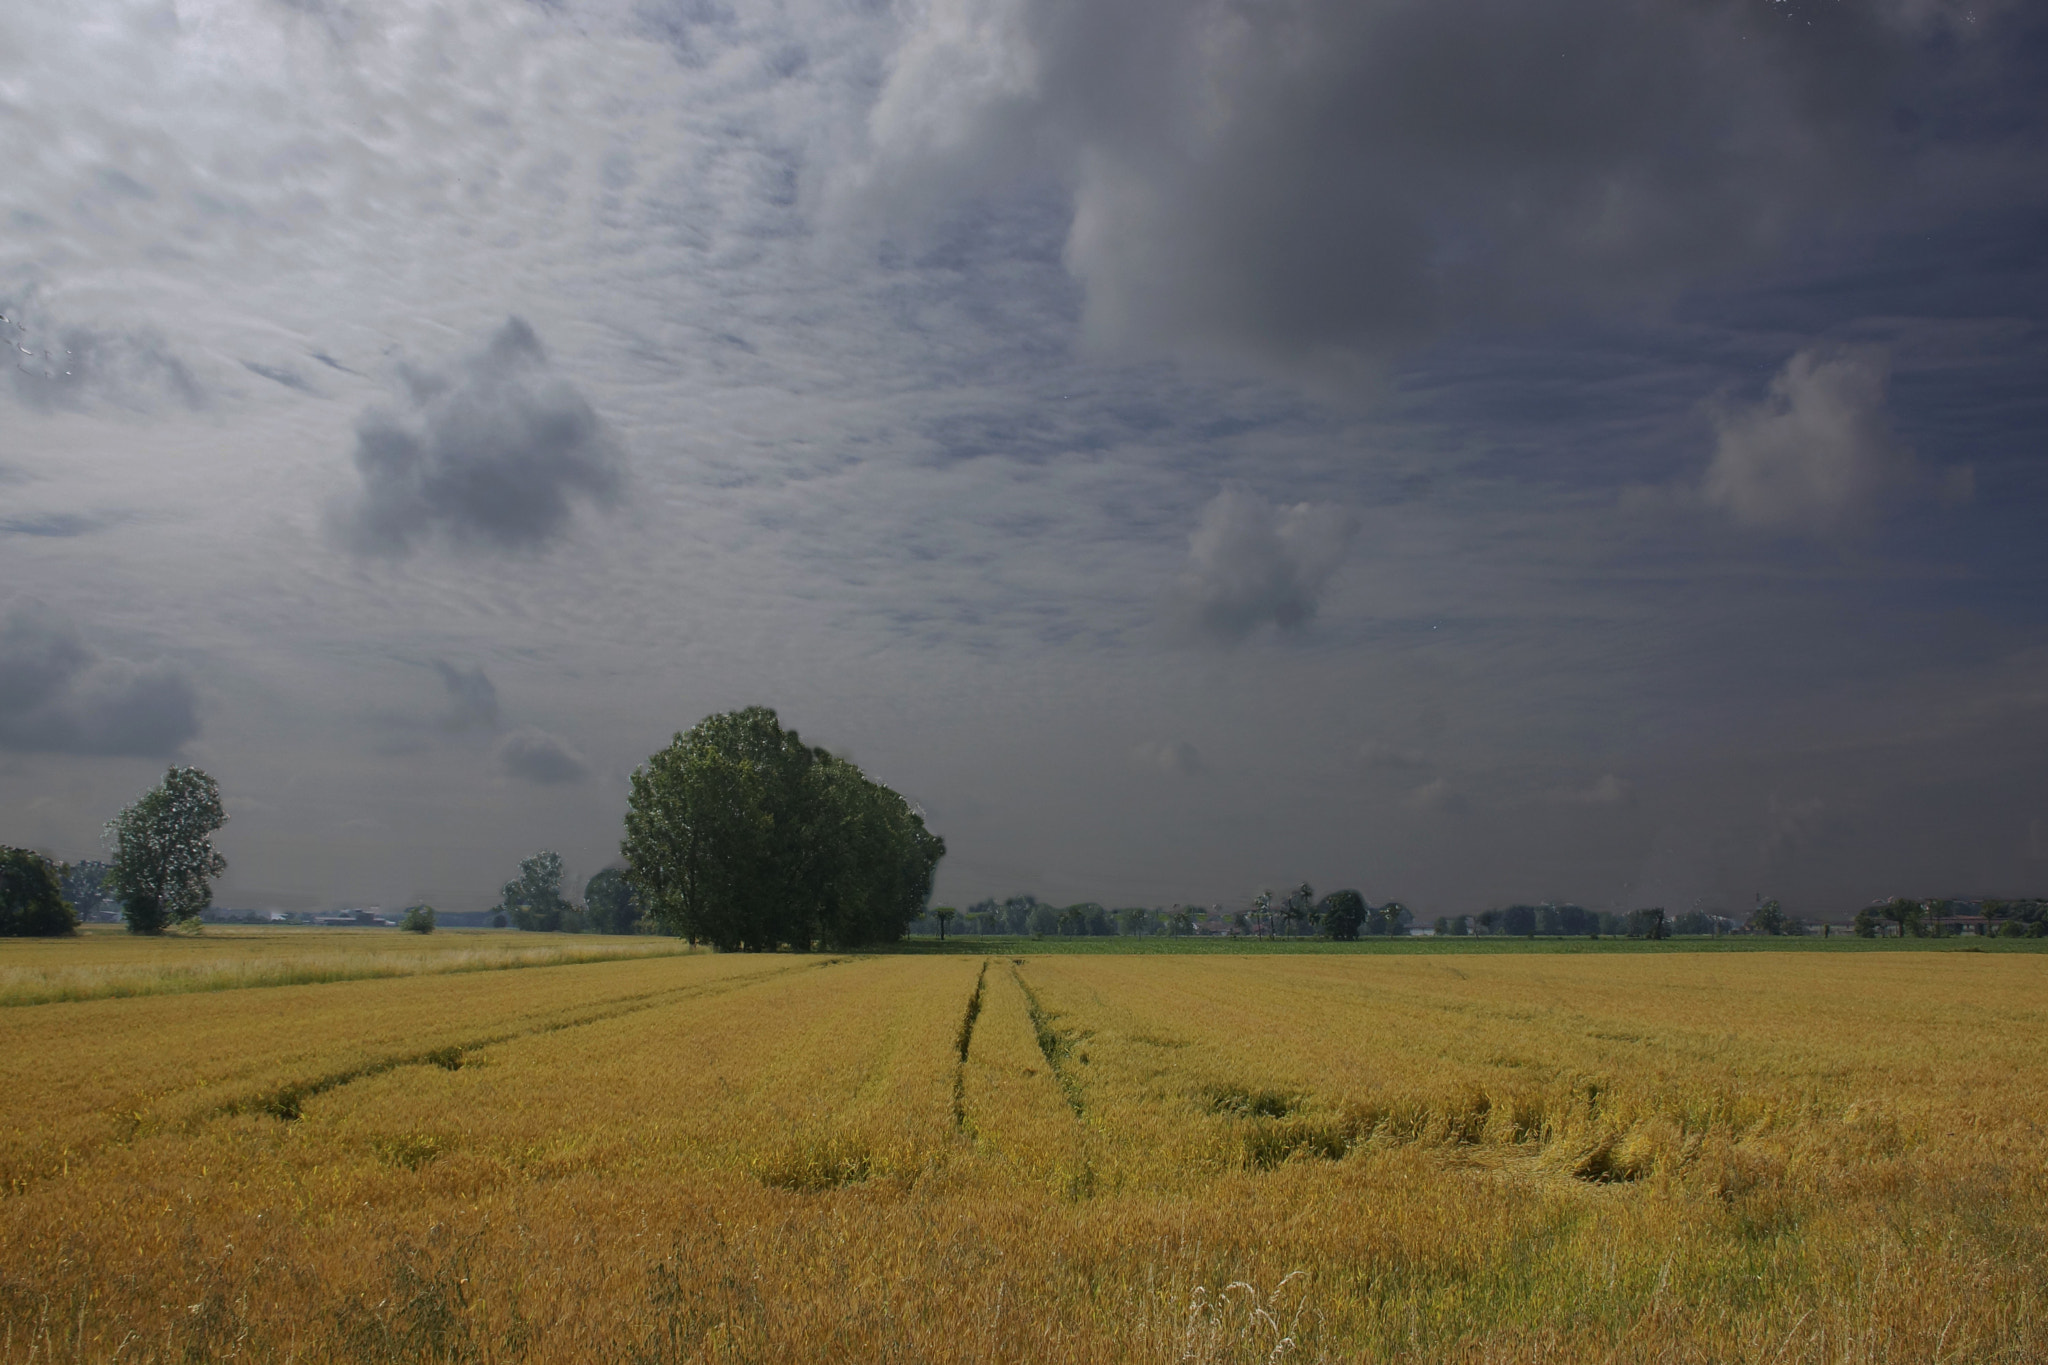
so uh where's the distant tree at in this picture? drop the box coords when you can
[1373,901,1413,937]
[491,911,508,929]
[1501,904,1537,938]
[1027,903,1060,936]
[1474,909,1501,935]
[1279,883,1315,936]
[584,868,642,935]
[500,851,571,932]
[400,904,436,934]
[1169,905,1199,936]
[59,859,113,921]
[1749,898,1787,936]
[0,848,77,936]
[933,906,957,941]
[1626,907,1668,940]
[1002,895,1040,934]
[1318,890,1367,941]
[1852,905,1880,938]
[1878,896,1922,938]
[1115,906,1153,936]
[106,767,228,935]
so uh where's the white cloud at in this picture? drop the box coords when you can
[1700,348,1918,535]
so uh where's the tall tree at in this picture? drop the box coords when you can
[106,767,228,934]
[621,707,944,950]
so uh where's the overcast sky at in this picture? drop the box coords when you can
[3,0,2045,918]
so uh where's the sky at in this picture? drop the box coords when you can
[2,0,2045,920]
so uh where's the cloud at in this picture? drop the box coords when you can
[0,600,199,756]
[0,513,105,538]
[2,306,204,411]
[434,661,500,733]
[1763,793,1828,860]
[854,0,1956,371]
[1405,777,1469,816]
[334,317,626,556]
[1700,348,1920,535]
[1167,485,1357,644]
[241,360,316,393]
[1357,741,1427,772]
[495,727,589,784]
[1551,774,1635,806]
[1132,738,1205,777]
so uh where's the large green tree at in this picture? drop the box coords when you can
[106,767,228,934]
[0,847,77,936]
[621,707,945,951]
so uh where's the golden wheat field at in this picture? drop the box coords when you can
[2,936,2044,1364]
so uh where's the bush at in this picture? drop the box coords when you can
[401,905,436,934]
[0,847,77,936]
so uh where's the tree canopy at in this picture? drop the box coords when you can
[106,767,228,934]
[0,847,77,936]
[621,707,945,951]
[499,851,575,932]
[584,867,642,935]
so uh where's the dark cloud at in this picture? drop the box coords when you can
[495,727,589,784]
[1405,777,1470,817]
[1550,774,1636,807]
[0,513,105,538]
[433,661,500,732]
[1357,741,1427,772]
[335,317,625,556]
[242,360,316,393]
[862,0,2008,369]
[0,600,199,756]
[1166,485,1357,644]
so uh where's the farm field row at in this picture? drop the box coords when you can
[0,927,695,1007]
[2,945,2043,1362]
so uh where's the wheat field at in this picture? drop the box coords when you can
[2,938,2043,1362]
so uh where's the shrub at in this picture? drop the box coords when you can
[0,847,77,936]
[400,905,436,934]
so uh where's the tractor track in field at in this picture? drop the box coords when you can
[951,960,988,1130]
[1012,964,1086,1117]
[222,957,851,1124]
[4,957,848,1200]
